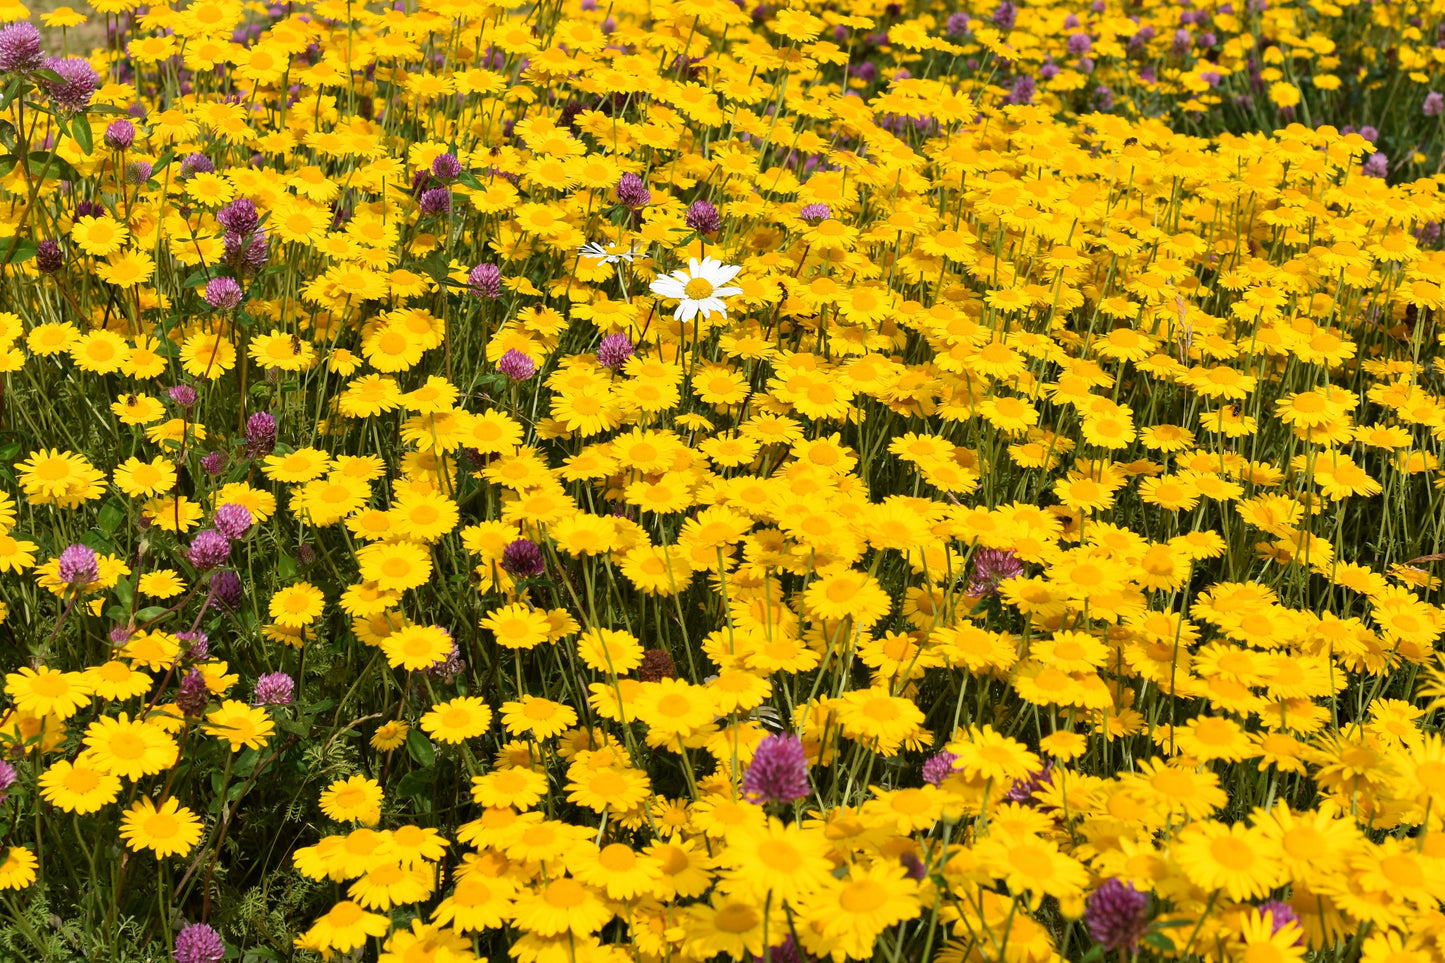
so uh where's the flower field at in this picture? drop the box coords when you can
[0,0,1443,958]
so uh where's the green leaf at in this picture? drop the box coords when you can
[24,151,82,183]
[30,68,64,85]
[230,748,259,779]
[0,121,16,152]
[181,270,212,289]
[71,117,93,155]
[135,606,169,622]
[394,770,431,799]
[97,497,126,534]
[457,170,484,190]
[1079,946,1105,963]
[406,730,435,768]
[0,238,36,265]
[276,717,309,737]
[421,249,451,284]
[0,79,23,111]
[1143,932,1177,952]
[0,442,18,460]
[112,575,134,610]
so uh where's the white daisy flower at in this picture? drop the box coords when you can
[578,241,645,264]
[648,256,743,322]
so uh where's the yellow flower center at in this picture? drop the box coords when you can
[683,277,714,299]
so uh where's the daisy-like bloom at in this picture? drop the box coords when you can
[203,700,276,752]
[5,666,93,720]
[578,240,646,264]
[0,847,36,891]
[320,775,383,826]
[301,900,390,952]
[380,624,454,671]
[39,755,122,814]
[120,797,204,857]
[83,713,178,779]
[370,720,409,751]
[420,697,493,744]
[648,256,743,322]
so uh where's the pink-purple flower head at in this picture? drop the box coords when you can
[103,119,134,151]
[174,922,225,963]
[596,331,635,370]
[497,348,536,382]
[468,262,501,299]
[187,529,231,571]
[40,57,99,112]
[741,732,810,804]
[253,672,295,706]
[58,544,98,587]
[1085,879,1150,953]
[205,271,241,309]
[0,22,42,74]
[213,503,253,539]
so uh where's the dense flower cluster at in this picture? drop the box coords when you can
[0,0,1443,959]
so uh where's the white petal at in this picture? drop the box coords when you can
[651,278,685,298]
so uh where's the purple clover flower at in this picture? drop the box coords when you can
[497,349,536,381]
[418,186,451,217]
[204,275,242,310]
[176,668,211,716]
[103,120,134,151]
[617,172,651,208]
[1258,901,1303,943]
[39,56,99,111]
[596,331,634,369]
[201,451,228,478]
[174,922,226,963]
[187,530,231,571]
[58,544,98,586]
[501,538,545,577]
[35,240,62,273]
[216,198,259,236]
[0,22,43,74]
[431,152,462,181]
[1085,879,1150,953]
[253,672,295,706]
[213,504,252,539]
[468,262,501,299]
[966,548,1025,596]
[211,570,243,610]
[922,750,961,786]
[741,733,810,804]
[244,412,276,456]
[799,203,831,225]
[224,227,269,272]
[685,199,721,234]
[179,153,214,178]
[1426,91,1444,117]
